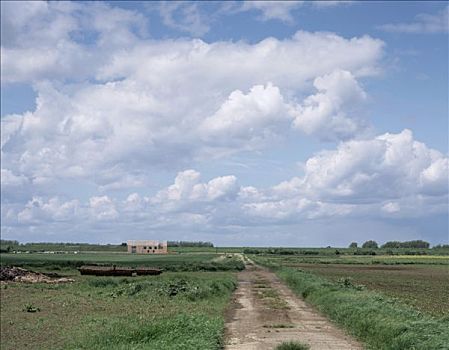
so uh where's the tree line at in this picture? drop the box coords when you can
[167,241,214,247]
[349,240,431,249]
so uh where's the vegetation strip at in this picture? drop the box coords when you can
[0,253,245,272]
[271,266,449,350]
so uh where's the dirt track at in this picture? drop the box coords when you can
[225,262,363,350]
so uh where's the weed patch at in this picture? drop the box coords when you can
[70,314,224,350]
[263,323,294,329]
[275,340,310,350]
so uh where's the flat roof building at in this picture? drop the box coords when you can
[127,240,168,254]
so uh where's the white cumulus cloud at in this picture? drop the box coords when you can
[1,29,384,190]
[292,70,367,141]
[89,196,119,221]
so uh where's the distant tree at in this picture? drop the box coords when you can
[121,242,127,246]
[400,240,430,249]
[0,240,19,246]
[362,240,378,249]
[167,241,214,248]
[349,242,358,248]
[382,240,430,249]
[381,241,402,249]
[433,244,449,249]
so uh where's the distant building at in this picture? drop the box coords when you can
[127,240,168,254]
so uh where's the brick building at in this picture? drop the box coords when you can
[127,240,168,254]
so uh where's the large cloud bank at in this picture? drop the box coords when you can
[1,1,447,243]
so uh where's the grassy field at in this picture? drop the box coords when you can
[2,246,449,349]
[0,252,245,272]
[1,271,236,350]
[251,253,449,265]
[0,250,243,350]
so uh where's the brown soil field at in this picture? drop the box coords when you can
[294,264,449,317]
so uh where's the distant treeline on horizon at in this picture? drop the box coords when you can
[1,239,448,253]
[167,241,214,247]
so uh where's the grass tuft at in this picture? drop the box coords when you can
[275,340,310,350]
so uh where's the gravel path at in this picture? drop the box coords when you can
[224,262,363,350]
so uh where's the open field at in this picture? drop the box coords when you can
[0,252,245,272]
[250,253,449,265]
[290,264,449,317]
[252,254,449,316]
[1,252,239,350]
[2,247,449,349]
[251,254,449,349]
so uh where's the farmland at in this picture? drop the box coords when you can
[1,246,449,349]
[0,252,242,350]
[287,264,449,317]
[250,252,449,349]
[0,252,245,272]
[250,253,449,317]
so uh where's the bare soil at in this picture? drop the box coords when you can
[294,263,449,317]
[225,262,363,350]
[0,266,74,284]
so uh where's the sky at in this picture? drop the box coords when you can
[1,1,448,247]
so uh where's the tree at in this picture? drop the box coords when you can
[401,240,430,249]
[381,241,401,249]
[362,240,378,249]
[349,242,358,248]
[382,240,430,249]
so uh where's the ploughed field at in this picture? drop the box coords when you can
[252,254,449,317]
[293,263,449,317]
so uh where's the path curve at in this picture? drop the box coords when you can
[225,262,363,350]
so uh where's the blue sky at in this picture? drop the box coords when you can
[1,1,448,246]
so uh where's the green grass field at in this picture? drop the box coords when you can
[1,265,237,350]
[0,252,245,272]
[251,253,449,265]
